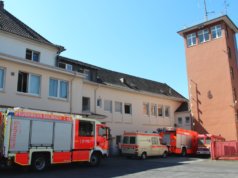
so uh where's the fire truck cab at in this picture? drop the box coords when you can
[0,108,110,171]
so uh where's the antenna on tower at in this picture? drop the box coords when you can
[223,0,229,15]
[203,0,215,21]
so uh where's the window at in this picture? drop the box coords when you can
[151,103,157,116]
[0,68,4,90]
[97,98,102,107]
[79,121,94,137]
[236,110,238,121]
[158,105,163,117]
[82,97,90,112]
[164,106,170,117]
[151,137,159,145]
[187,33,196,47]
[124,103,132,114]
[17,72,40,95]
[123,136,129,144]
[58,62,73,71]
[211,25,222,39]
[25,49,40,62]
[178,117,182,124]
[104,100,112,113]
[185,117,190,124]
[130,137,136,144]
[231,67,234,79]
[98,127,107,137]
[115,101,122,113]
[198,29,209,43]
[84,69,91,80]
[143,103,149,116]
[49,78,68,99]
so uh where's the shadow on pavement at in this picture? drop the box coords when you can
[0,156,206,178]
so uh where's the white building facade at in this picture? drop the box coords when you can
[0,2,190,154]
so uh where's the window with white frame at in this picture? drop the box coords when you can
[82,97,90,112]
[198,29,209,43]
[187,33,196,47]
[25,49,40,62]
[151,103,157,116]
[17,72,40,95]
[97,98,102,107]
[104,100,112,113]
[0,68,5,90]
[178,117,182,124]
[58,62,73,71]
[49,78,68,99]
[143,103,150,116]
[211,25,222,39]
[84,69,91,80]
[185,117,190,124]
[115,101,122,113]
[164,106,170,117]
[158,105,163,117]
[124,103,132,114]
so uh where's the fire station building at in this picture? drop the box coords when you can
[178,15,238,140]
[0,1,189,154]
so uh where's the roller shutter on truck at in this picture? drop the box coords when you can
[9,116,72,152]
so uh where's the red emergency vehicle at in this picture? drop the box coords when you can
[159,128,198,156]
[0,108,110,171]
[197,134,225,155]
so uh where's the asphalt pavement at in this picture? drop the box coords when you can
[1,156,238,178]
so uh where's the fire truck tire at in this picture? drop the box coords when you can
[141,152,147,160]
[89,153,101,167]
[162,151,168,158]
[31,154,48,171]
[181,148,187,157]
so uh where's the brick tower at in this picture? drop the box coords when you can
[178,15,238,140]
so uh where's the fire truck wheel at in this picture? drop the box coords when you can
[89,153,101,167]
[181,148,187,157]
[141,152,147,160]
[162,151,168,158]
[31,154,48,171]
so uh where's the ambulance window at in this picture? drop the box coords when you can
[130,137,136,144]
[152,137,159,145]
[123,136,129,144]
[79,121,94,137]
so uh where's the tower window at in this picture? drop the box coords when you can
[187,33,196,47]
[211,25,222,39]
[198,29,209,43]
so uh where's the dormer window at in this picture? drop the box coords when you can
[211,25,222,39]
[198,29,209,43]
[26,49,40,62]
[187,33,196,47]
[84,69,91,80]
[58,62,73,71]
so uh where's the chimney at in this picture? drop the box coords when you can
[0,1,4,9]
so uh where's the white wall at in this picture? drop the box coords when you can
[0,59,82,114]
[174,112,191,130]
[0,32,58,66]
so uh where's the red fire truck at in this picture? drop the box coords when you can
[159,128,198,156]
[0,108,110,171]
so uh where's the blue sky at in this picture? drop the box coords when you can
[4,0,238,98]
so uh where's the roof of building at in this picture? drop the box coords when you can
[175,102,189,112]
[178,15,238,36]
[58,56,186,101]
[0,1,64,52]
